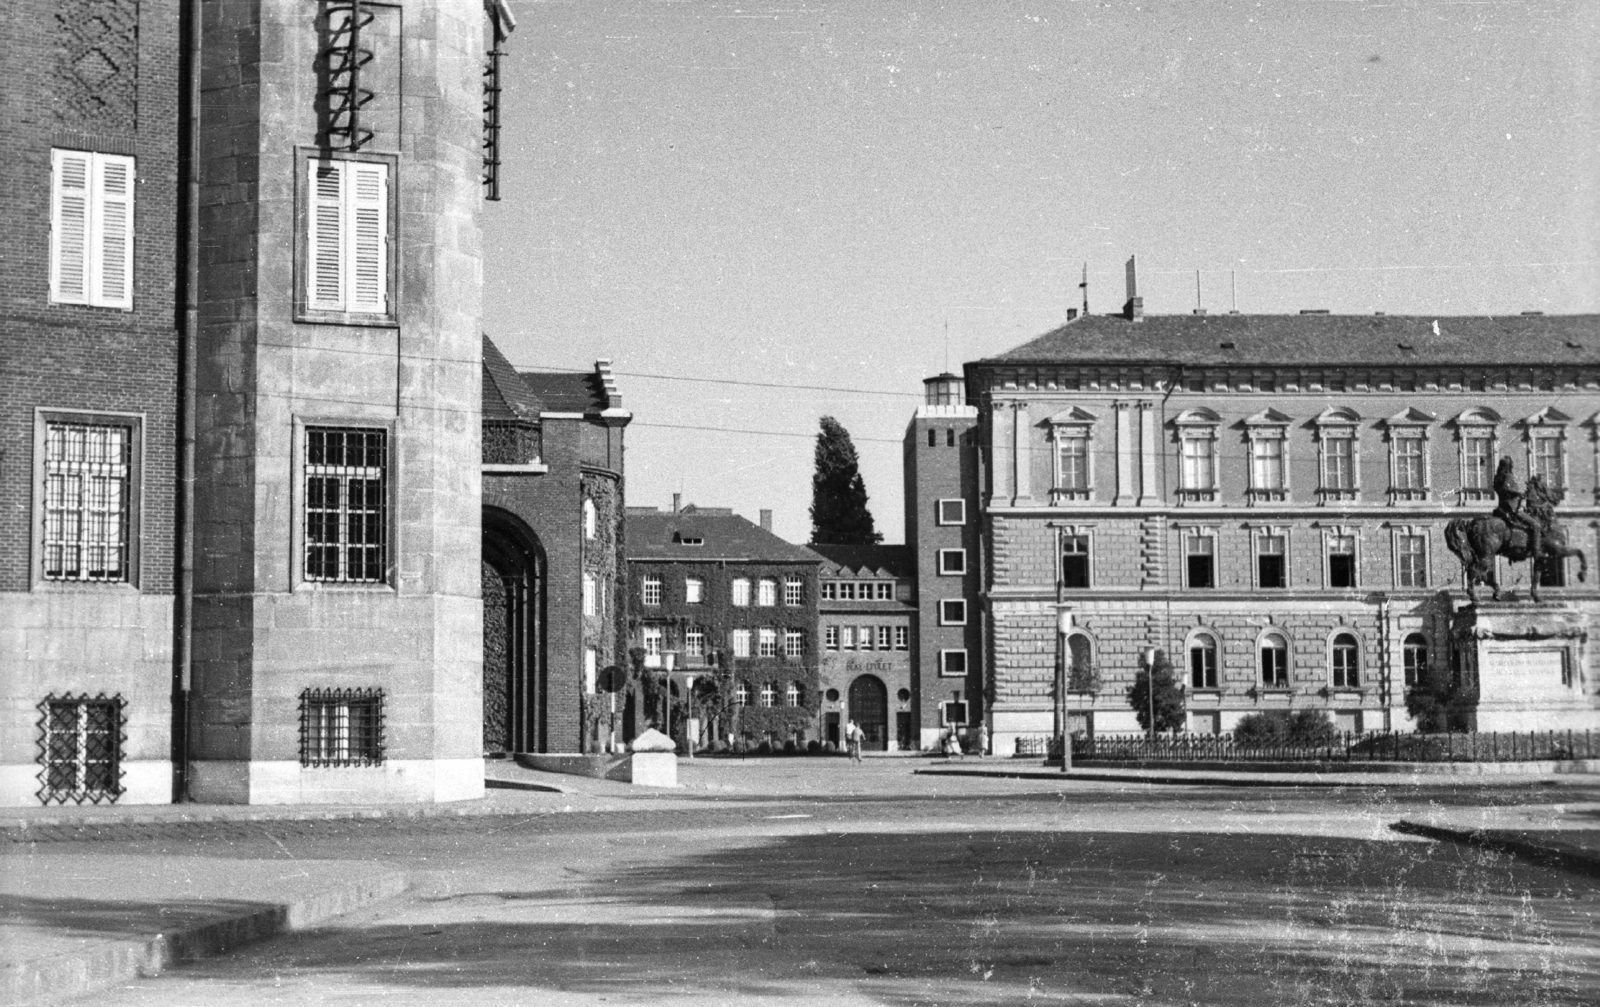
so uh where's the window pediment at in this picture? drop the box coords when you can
[1046,406,1099,426]
[1384,406,1436,427]
[1314,405,1361,426]
[1452,406,1502,427]
[1174,407,1222,426]
[1521,406,1572,428]
[1244,407,1294,427]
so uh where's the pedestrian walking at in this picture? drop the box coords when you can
[846,719,863,763]
[941,727,964,760]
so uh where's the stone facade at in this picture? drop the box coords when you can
[0,0,180,805]
[940,304,1600,754]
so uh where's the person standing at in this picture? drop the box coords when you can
[846,719,863,763]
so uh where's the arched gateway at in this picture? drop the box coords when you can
[848,674,888,752]
[483,508,546,753]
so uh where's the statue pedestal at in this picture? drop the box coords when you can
[1453,603,1595,731]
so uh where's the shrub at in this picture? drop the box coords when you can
[806,740,821,755]
[1232,710,1339,747]
[757,740,773,755]
[783,739,797,754]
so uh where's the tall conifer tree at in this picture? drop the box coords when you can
[809,416,882,545]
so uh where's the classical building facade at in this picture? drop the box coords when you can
[813,545,916,751]
[481,336,629,757]
[946,302,1600,753]
[625,504,822,750]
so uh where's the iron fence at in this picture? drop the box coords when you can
[1013,729,1598,764]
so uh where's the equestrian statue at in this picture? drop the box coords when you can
[1445,457,1587,603]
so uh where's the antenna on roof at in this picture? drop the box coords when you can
[1079,262,1089,318]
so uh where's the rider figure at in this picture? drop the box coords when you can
[1493,457,1543,560]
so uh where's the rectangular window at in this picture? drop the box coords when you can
[877,626,891,649]
[50,150,134,309]
[841,626,855,649]
[304,427,388,584]
[825,625,839,649]
[758,579,777,606]
[1058,436,1089,494]
[582,574,596,615]
[784,629,803,658]
[584,648,597,692]
[942,700,969,726]
[1328,535,1357,589]
[938,549,967,576]
[1061,534,1090,589]
[1180,437,1215,492]
[876,582,895,600]
[641,575,662,606]
[298,688,384,767]
[894,626,909,650]
[38,693,124,805]
[940,649,968,677]
[821,581,837,601]
[858,626,874,649]
[1392,436,1425,492]
[1251,437,1285,492]
[731,578,750,607]
[684,627,705,657]
[784,577,803,606]
[940,599,967,625]
[758,629,777,658]
[1462,435,1493,492]
[838,581,856,601]
[1396,533,1428,588]
[1260,645,1288,688]
[41,419,133,583]
[1257,534,1286,589]
[1189,645,1218,689]
[642,626,663,656]
[1538,552,1566,588]
[685,577,703,604]
[1185,535,1215,589]
[731,629,751,658]
[1322,435,1355,493]
[1532,436,1564,493]
[304,157,391,317]
[938,499,967,524]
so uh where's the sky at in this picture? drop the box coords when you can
[483,0,1599,545]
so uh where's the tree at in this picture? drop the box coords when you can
[1125,650,1185,734]
[809,416,882,544]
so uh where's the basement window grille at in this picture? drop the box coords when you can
[322,1,376,152]
[299,688,386,767]
[36,694,126,805]
[304,427,389,584]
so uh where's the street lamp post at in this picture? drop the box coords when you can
[1144,647,1159,746]
[663,651,677,751]
[684,673,697,759]
[1057,609,1073,774]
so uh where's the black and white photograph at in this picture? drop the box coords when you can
[1,0,1597,1003]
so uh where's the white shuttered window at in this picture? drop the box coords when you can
[51,150,134,310]
[306,159,389,315]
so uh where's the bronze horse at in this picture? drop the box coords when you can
[1445,475,1587,603]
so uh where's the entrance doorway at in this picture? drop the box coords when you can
[483,508,545,754]
[848,675,888,751]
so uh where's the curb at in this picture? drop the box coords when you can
[3,866,408,1006]
[1389,820,1600,882]
[913,767,1576,788]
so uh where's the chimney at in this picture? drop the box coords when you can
[671,492,681,513]
[759,509,772,532]
[1123,254,1144,322]
[1066,307,1079,321]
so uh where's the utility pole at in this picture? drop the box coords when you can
[1057,610,1073,773]
[1144,647,1158,745]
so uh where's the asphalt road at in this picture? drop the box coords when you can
[36,767,1600,1006]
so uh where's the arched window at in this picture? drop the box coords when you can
[1402,633,1427,688]
[1189,633,1218,689]
[1259,632,1289,688]
[786,682,801,707]
[759,682,776,707]
[582,498,597,539]
[734,681,750,707]
[1331,633,1360,688]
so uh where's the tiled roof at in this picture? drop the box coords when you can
[978,314,1600,369]
[810,544,914,579]
[520,370,609,414]
[482,334,540,421]
[627,508,824,563]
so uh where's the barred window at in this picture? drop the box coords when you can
[304,427,389,583]
[42,420,132,582]
[36,694,124,805]
[299,688,385,767]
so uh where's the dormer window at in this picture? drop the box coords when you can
[1384,407,1436,503]
[1174,408,1221,504]
[1245,409,1292,504]
[1451,407,1501,504]
[1314,406,1361,504]
[676,535,703,546]
[1047,407,1097,504]
[1522,407,1570,501]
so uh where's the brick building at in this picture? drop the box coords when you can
[3,0,532,807]
[813,545,916,751]
[938,277,1600,754]
[0,0,182,806]
[625,503,822,751]
[481,336,629,757]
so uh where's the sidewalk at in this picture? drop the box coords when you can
[914,758,1600,789]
